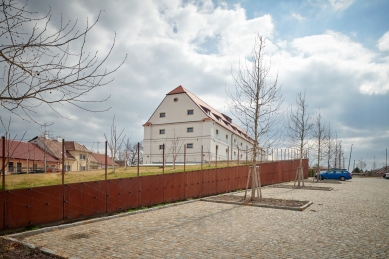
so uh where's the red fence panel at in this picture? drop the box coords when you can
[0,159,310,231]
[186,171,202,198]
[139,174,163,207]
[227,168,237,192]
[107,178,138,212]
[163,172,186,202]
[202,169,217,196]
[64,181,106,220]
[216,168,228,194]
[6,185,63,229]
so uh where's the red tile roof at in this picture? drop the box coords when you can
[64,141,90,152]
[29,137,76,160]
[165,86,254,144]
[91,152,119,166]
[0,139,59,162]
[167,85,186,95]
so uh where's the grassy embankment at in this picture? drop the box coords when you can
[2,161,248,190]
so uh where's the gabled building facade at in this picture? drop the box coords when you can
[29,136,97,172]
[142,86,261,164]
[0,138,59,174]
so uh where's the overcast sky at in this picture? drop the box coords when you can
[2,0,388,170]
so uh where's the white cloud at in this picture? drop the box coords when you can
[329,0,354,11]
[291,13,305,21]
[378,31,389,52]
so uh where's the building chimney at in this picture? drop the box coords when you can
[57,136,62,142]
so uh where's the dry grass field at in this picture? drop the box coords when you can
[2,162,247,190]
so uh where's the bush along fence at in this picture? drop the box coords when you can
[0,158,308,232]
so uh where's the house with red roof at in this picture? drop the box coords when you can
[142,85,262,164]
[0,138,59,175]
[91,152,119,169]
[30,136,98,172]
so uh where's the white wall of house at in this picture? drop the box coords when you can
[143,89,261,164]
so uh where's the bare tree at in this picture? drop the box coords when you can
[128,141,143,166]
[325,123,335,169]
[104,115,125,172]
[0,0,126,123]
[358,158,366,172]
[227,34,283,201]
[312,111,326,182]
[285,91,313,188]
[168,130,184,169]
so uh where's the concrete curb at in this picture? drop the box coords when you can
[200,198,313,211]
[268,185,334,191]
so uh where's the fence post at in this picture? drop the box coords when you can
[2,136,5,230]
[238,148,239,166]
[62,139,65,221]
[200,145,203,198]
[201,145,203,171]
[216,146,218,168]
[184,144,186,173]
[162,143,165,203]
[185,143,188,200]
[105,141,108,213]
[246,147,248,165]
[227,147,229,167]
[137,142,140,208]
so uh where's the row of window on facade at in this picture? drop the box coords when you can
[159,127,193,134]
[159,143,193,150]
[160,109,194,118]
[7,162,85,173]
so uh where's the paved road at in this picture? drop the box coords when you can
[17,178,389,258]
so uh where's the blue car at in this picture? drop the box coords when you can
[315,168,352,181]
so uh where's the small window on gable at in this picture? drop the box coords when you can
[216,145,218,150]
[234,139,236,143]
[160,112,165,118]
[187,109,194,115]
[241,142,243,146]
[187,143,193,149]
[187,127,194,133]
[216,129,219,134]
[226,135,228,139]
[159,129,165,134]
[159,145,164,150]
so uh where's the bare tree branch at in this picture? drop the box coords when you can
[0,0,127,123]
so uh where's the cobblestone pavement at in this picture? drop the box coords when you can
[17,178,389,258]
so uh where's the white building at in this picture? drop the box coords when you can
[142,86,261,164]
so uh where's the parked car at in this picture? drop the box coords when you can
[383,173,389,179]
[315,168,352,181]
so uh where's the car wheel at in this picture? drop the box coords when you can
[320,176,324,180]
[340,176,346,181]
